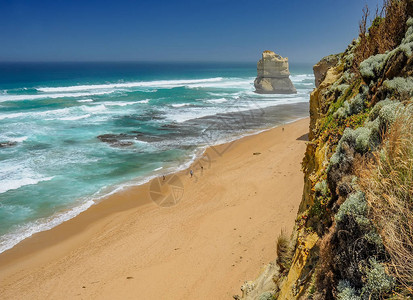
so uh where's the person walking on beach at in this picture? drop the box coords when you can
[190,169,193,178]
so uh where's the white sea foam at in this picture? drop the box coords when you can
[0,197,96,254]
[1,76,312,105]
[36,77,225,93]
[58,114,91,121]
[171,103,191,108]
[103,100,144,107]
[81,104,107,113]
[189,78,254,89]
[165,93,309,123]
[0,111,28,120]
[5,136,28,142]
[0,176,54,194]
[137,99,150,104]
[0,91,113,102]
[0,104,109,121]
[291,74,315,80]
[205,98,227,104]
[290,74,315,84]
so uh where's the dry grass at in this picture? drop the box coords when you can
[276,229,294,274]
[315,227,336,299]
[359,106,413,293]
[353,0,408,73]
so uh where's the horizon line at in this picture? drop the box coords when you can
[0,60,316,65]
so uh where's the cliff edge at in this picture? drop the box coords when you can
[237,1,413,298]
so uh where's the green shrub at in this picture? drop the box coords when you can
[383,76,413,97]
[369,99,393,121]
[359,53,387,82]
[399,41,413,56]
[354,127,372,153]
[337,84,350,94]
[337,94,367,120]
[258,292,273,300]
[314,180,329,196]
[333,107,347,119]
[341,40,358,69]
[329,152,341,166]
[362,258,395,297]
[349,94,365,115]
[365,119,381,147]
[334,126,376,156]
[363,231,383,247]
[402,17,413,43]
[337,281,361,300]
[335,191,369,227]
[366,99,404,145]
[337,260,394,300]
[342,70,355,83]
[378,101,401,127]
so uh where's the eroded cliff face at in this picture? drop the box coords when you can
[276,11,413,299]
[237,3,413,298]
[313,55,340,89]
[254,51,297,94]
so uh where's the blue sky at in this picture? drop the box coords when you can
[1,0,382,63]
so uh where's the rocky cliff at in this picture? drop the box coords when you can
[237,1,413,299]
[254,51,297,94]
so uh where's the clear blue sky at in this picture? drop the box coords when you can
[1,0,382,64]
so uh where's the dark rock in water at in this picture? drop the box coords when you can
[254,50,296,94]
[151,115,165,120]
[97,134,135,147]
[130,131,145,136]
[98,134,123,143]
[158,123,180,131]
[27,143,51,150]
[97,132,167,146]
[127,113,165,122]
[63,139,77,145]
[0,141,17,148]
[113,141,134,147]
[161,123,179,129]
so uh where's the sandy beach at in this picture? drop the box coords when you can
[0,117,309,300]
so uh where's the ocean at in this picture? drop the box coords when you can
[0,62,314,253]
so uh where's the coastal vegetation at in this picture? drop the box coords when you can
[239,0,413,298]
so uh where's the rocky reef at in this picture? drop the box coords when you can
[254,51,297,94]
[237,1,413,298]
[0,141,17,148]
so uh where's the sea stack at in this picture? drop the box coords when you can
[254,50,297,94]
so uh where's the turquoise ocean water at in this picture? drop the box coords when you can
[0,62,314,253]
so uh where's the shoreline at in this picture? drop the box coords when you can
[0,117,309,299]
[0,103,309,255]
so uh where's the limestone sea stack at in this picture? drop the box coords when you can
[254,50,297,94]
